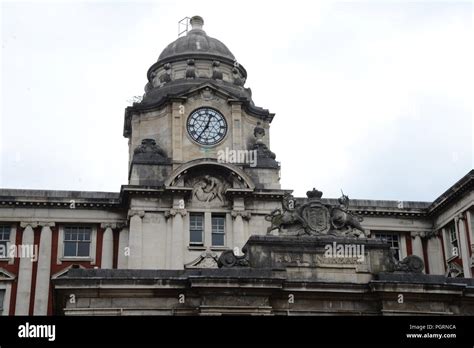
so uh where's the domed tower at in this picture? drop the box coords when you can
[124,15,279,188]
[122,16,283,270]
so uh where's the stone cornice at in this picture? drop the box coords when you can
[352,209,427,218]
[0,199,120,210]
[428,170,473,216]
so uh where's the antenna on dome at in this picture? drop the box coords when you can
[178,17,190,37]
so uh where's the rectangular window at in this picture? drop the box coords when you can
[63,226,92,258]
[0,226,11,256]
[374,232,401,260]
[189,213,204,246]
[0,289,4,315]
[446,222,458,259]
[211,215,225,246]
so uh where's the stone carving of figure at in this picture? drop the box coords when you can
[212,60,223,80]
[145,81,153,94]
[251,122,277,165]
[266,193,306,234]
[330,191,365,236]
[159,63,172,84]
[151,71,160,88]
[193,175,226,203]
[232,68,244,86]
[186,59,196,79]
[254,122,265,144]
[338,191,349,209]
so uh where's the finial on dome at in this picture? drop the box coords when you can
[190,16,204,31]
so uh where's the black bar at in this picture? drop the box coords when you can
[0,316,473,346]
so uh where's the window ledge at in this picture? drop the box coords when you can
[210,246,228,251]
[187,246,229,251]
[60,257,92,262]
[188,246,206,251]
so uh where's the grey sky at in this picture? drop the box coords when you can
[1,0,472,201]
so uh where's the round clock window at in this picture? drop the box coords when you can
[186,108,227,146]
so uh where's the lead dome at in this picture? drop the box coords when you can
[140,15,256,110]
[157,16,236,63]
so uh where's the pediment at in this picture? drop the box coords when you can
[0,268,15,281]
[52,264,87,279]
[184,83,236,101]
[185,249,219,269]
[166,159,255,190]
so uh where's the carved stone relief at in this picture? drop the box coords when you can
[191,175,229,203]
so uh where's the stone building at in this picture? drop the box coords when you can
[0,16,473,316]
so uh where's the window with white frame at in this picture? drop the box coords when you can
[374,232,401,260]
[446,222,458,259]
[211,215,225,246]
[0,226,11,258]
[189,213,204,246]
[63,226,92,258]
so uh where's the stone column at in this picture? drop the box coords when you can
[426,230,445,275]
[117,226,129,269]
[411,231,425,273]
[231,211,251,252]
[15,222,37,315]
[128,210,145,269]
[165,208,187,270]
[456,214,472,278]
[100,223,115,269]
[34,222,54,315]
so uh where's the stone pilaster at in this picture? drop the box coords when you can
[128,210,145,269]
[117,226,129,269]
[100,223,116,269]
[455,214,471,277]
[33,222,55,315]
[466,211,474,267]
[15,222,37,315]
[425,230,445,275]
[411,231,425,273]
[172,101,184,161]
[231,211,251,251]
[165,208,187,269]
[230,102,242,151]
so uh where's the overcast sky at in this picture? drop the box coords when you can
[1,0,472,201]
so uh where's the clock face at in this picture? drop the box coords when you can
[187,108,227,146]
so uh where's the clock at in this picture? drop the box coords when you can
[186,107,227,145]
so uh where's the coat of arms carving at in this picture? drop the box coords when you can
[265,188,366,238]
[300,202,330,234]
